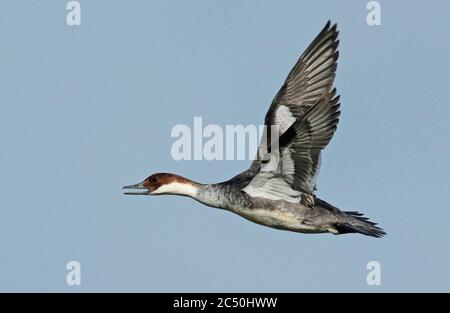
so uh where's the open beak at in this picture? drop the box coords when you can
[122,181,149,195]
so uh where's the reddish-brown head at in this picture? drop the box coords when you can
[123,173,198,197]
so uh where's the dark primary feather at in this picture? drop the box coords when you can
[265,20,339,133]
[252,21,340,175]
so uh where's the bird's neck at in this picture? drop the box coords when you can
[160,176,226,208]
[156,175,231,209]
[196,183,232,209]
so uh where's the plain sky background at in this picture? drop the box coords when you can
[1,0,449,292]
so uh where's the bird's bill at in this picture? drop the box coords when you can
[122,181,149,195]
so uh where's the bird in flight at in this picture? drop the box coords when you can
[123,21,385,237]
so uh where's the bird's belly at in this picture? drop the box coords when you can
[233,207,322,233]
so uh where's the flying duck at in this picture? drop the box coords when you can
[123,21,385,237]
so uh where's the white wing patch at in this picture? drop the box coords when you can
[274,105,296,135]
[242,172,301,203]
[280,147,295,184]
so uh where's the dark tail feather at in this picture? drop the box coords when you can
[335,211,386,238]
[315,198,386,238]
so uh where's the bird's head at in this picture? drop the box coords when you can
[123,173,198,197]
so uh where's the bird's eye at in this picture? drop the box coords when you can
[150,176,158,184]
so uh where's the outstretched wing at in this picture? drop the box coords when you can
[265,21,339,135]
[243,91,341,206]
[255,21,339,168]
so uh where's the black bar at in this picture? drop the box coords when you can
[0,293,448,311]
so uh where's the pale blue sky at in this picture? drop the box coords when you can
[1,1,449,292]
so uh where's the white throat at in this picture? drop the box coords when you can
[152,182,199,198]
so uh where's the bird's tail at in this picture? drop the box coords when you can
[315,198,386,238]
[335,211,386,238]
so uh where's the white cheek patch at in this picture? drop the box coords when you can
[152,182,198,198]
